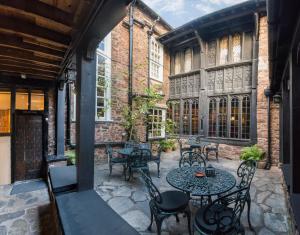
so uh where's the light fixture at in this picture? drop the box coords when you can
[21,74,26,79]
[273,93,281,104]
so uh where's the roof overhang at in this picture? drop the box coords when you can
[159,0,266,48]
[0,0,131,82]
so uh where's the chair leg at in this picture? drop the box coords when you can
[109,164,112,175]
[175,214,180,222]
[216,151,219,162]
[185,208,192,235]
[247,196,254,231]
[148,210,154,231]
[157,162,160,178]
[155,217,163,235]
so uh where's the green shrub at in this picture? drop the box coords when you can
[240,145,264,161]
[159,139,176,152]
[65,150,76,165]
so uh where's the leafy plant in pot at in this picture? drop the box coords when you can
[240,145,266,169]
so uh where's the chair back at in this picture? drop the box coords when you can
[139,142,151,150]
[179,151,206,168]
[125,141,139,149]
[106,145,113,158]
[128,148,151,168]
[237,160,257,188]
[203,187,249,233]
[140,170,162,204]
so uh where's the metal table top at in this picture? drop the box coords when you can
[166,166,236,196]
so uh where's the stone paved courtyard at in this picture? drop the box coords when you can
[95,150,293,235]
[0,150,293,234]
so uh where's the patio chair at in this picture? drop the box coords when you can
[125,140,139,149]
[149,146,162,178]
[139,142,151,150]
[193,187,249,235]
[205,142,219,162]
[106,145,127,179]
[218,160,257,231]
[126,148,151,181]
[178,138,191,158]
[179,151,206,168]
[140,170,191,235]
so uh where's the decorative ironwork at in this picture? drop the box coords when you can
[182,77,187,94]
[179,151,206,168]
[166,166,236,196]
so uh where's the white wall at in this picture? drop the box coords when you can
[0,136,11,185]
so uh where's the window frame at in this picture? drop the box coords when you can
[148,108,166,139]
[149,37,164,82]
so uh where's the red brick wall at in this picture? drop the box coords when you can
[48,88,56,155]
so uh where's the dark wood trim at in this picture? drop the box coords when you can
[0,64,57,78]
[0,75,56,87]
[56,84,65,157]
[0,0,73,26]
[10,87,15,183]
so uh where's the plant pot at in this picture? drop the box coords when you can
[257,159,267,169]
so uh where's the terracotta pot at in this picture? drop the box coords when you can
[257,160,267,169]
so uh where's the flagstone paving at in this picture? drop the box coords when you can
[95,150,293,235]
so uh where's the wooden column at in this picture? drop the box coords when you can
[281,78,290,164]
[289,51,300,193]
[76,48,96,191]
[56,80,65,157]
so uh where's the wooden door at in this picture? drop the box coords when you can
[14,112,43,181]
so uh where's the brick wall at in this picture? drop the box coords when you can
[48,87,56,155]
[69,5,171,161]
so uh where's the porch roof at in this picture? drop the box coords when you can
[0,0,130,81]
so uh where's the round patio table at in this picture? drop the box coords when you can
[166,166,236,196]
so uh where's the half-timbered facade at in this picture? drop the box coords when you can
[160,0,280,163]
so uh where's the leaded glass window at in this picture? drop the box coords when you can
[230,97,239,138]
[175,52,181,74]
[173,102,180,134]
[242,96,250,139]
[219,36,228,65]
[219,97,227,137]
[232,33,241,62]
[184,48,192,72]
[209,99,217,137]
[183,100,190,135]
[192,100,199,135]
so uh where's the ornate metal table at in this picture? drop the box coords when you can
[166,166,236,196]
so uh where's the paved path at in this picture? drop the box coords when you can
[95,150,293,235]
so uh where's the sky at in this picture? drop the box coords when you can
[143,0,248,28]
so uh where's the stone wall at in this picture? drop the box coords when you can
[48,88,56,155]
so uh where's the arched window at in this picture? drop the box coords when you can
[219,98,227,137]
[242,96,250,139]
[209,99,217,137]
[173,102,180,134]
[191,100,199,135]
[230,97,239,138]
[183,100,190,135]
[184,48,192,72]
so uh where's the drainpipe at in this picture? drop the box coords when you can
[146,17,160,142]
[66,83,71,146]
[128,0,136,111]
[264,88,272,170]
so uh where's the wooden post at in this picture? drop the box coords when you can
[56,79,65,157]
[76,47,96,191]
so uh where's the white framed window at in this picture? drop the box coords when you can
[96,33,111,121]
[148,108,166,139]
[149,37,164,82]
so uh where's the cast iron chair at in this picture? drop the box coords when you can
[125,140,139,149]
[126,148,151,181]
[193,187,249,235]
[179,151,206,168]
[149,146,162,178]
[218,160,257,231]
[140,170,192,235]
[139,142,151,150]
[106,145,127,179]
[178,138,191,159]
[205,143,219,162]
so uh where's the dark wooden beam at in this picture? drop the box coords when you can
[0,0,73,26]
[0,71,55,81]
[0,15,71,46]
[0,65,57,79]
[0,33,65,58]
[0,58,60,73]
[0,46,61,66]
[0,63,58,76]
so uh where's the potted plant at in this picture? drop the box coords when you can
[240,145,266,169]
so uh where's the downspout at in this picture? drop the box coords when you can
[128,0,136,111]
[146,17,160,142]
[264,88,272,170]
[66,83,71,146]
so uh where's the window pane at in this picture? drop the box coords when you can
[209,99,217,137]
[174,52,181,74]
[0,92,11,134]
[174,102,180,134]
[150,38,163,81]
[148,108,165,138]
[230,97,239,138]
[219,36,228,65]
[183,100,190,135]
[219,98,227,137]
[184,48,192,72]
[16,92,29,110]
[31,91,44,111]
[242,96,250,139]
[191,100,199,135]
[232,33,241,62]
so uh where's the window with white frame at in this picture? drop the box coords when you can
[150,37,164,82]
[148,108,166,138]
[96,34,111,121]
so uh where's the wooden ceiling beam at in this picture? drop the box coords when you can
[0,15,71,46]
[0,66,56,79]
[0,0,73,26]
[0,33,65,58]
[0,45,61,66]
[0,71,55,81]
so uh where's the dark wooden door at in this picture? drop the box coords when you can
[14,112,43,181]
